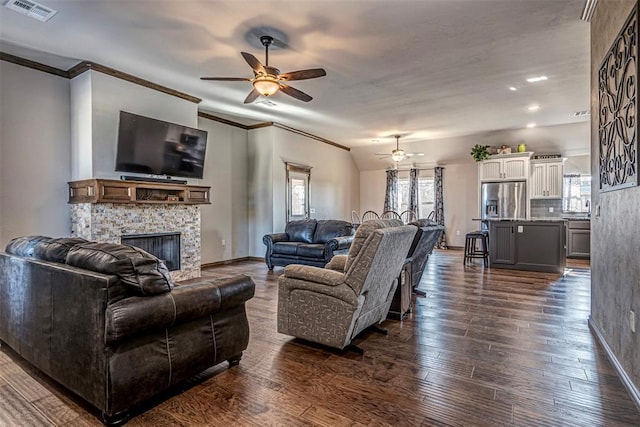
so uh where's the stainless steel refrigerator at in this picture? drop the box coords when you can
[481,181,526,219]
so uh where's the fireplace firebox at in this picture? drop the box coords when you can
[121,232,181,271]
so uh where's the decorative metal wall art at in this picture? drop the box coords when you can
[599,4,639,192]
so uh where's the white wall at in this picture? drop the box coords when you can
[198,117,249,264]
[359,170,387,214]
[248,126,274,257]
[359,164,478,248]
[564,154,590,175]
[0,62,72,247]
[443,163,479,248]
[70,70,199,181]
[248,126,359,257]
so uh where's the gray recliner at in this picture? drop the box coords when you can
[277,219,416,349]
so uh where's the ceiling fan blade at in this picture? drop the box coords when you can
[200,77,251,81]
[241,52,266,74]
[280,84,312,102]
[243,88,260,104]
[278,68,327,81]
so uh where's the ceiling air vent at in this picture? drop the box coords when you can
[574,110,590,117]
[4,0,57,22]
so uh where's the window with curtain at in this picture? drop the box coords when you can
[398,173,434,217]
[562,174,591,213]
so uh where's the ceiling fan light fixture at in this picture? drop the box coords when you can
[253,76,280,96]
[391,149,406,162]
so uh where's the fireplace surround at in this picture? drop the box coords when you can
[68,179,210,281]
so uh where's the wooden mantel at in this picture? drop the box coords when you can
[68,179,210,205]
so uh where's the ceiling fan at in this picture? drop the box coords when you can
[200,35,327,104]
[375,135,424,162]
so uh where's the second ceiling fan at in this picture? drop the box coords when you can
[376,135,424,162]
[201,35,326,104]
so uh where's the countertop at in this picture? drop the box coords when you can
[473,218,567,222]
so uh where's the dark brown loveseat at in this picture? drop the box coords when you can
[0,236,255,424]
[263,219,355,269]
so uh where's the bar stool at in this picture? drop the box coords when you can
[464,230,489,267]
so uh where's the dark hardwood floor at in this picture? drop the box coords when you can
[1,251,639,426]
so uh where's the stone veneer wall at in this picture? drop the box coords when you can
[70,203,201,281]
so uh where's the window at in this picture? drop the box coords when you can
[286,163,311,222]
[562,174,591,213]
[398,172,434,218]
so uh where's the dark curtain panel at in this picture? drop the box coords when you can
[409,168,419,216]
[434,166,447,249]
[384,169,398,212]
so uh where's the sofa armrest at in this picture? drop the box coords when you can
[326,254,347,272]
[326,235,354,251]
[105,274,255,344]
[323,235,354,262]
[263,233,289,246]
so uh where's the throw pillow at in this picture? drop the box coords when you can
[32,237,89,263]
[5,236,52,257]
[66,242,174,296]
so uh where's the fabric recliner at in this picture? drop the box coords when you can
[277,219,417,349]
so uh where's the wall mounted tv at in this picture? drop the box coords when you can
[115,111,208,179]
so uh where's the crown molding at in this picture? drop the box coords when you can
[0,52,201,104]
[0,52,68,78]
[67,61,201,104]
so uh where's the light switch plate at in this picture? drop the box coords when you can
[517,226,523,233]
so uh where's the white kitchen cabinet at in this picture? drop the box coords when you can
[530,159,564,199]
[479,153,531,181]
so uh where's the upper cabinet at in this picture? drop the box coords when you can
[530,159,564,199]
[479,153,532,181]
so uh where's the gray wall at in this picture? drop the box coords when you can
[0,61,71,247]
[247,126,360,257]
[197,117,249,264]
[591,0,640,392]
[70,70,199,181]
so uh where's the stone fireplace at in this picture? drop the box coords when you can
[71,203,200,281]
[68,179,210,281]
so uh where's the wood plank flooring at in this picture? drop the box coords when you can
[1,251,639,426]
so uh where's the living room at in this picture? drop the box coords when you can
[1,0,640,425]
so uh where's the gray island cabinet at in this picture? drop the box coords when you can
[488,219,566,273]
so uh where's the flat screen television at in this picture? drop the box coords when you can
[115,111,208,179]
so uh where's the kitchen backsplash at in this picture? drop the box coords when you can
[530,199,563,218]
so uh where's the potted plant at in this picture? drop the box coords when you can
[470,144,490,162]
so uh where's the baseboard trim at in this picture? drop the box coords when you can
[588,316,640,411]
[201,256,264,268]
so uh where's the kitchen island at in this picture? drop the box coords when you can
[487,219,566,273]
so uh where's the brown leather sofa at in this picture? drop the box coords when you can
[263,219,355,269]
[0,236,255,424]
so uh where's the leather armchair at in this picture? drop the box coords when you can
[277,219,417,349]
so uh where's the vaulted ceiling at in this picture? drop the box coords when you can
[0,0,590,170]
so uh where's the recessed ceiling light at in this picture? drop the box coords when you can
[527,123,537,128]
[528,105,540,111]
[509,86,518,91]
[527,76,548,83]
